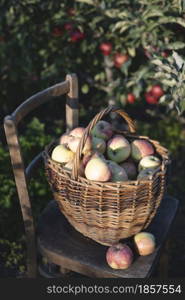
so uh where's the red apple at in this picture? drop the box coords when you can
[134,232,156,256]
[70,30,85,42]
[106,243,133,269]
[150,85,164,99]
[127,93,136,104]
[64,23,73,32]
[52,27,63,37]
[145,92,158,104]
[99,42,112,56]
[114,53,129,68]
[120,161,137,180]
[131,139,154,161]
[161,50,169,58]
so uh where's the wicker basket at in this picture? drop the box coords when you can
[43,106,170,246]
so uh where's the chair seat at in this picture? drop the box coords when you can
[37,195,179,278]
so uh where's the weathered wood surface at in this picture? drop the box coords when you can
[37,195,179,278]
[65,74,79,132]
[4,74,78,278]
[4,116,37,277]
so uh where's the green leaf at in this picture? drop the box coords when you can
[143,9,164,19]
[127,47,136,57]
[172,51,184,70]
[168,42,185,50]
[180,99,185,112]
[112,21,130,32]
[76,0,94,5]
[104,9,120,18]
[161,79,177,87]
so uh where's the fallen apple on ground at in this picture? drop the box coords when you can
[106,243,133,269]
[134,232,156,256]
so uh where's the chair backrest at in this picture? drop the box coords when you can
[3,74,79,278]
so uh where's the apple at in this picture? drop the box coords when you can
[51,144,74,164]
[68,127,92,154]
[114,53,129,68]
[70,30,85,42]
[107,135,131,163]
[150,85,164,98]
[161,50,169,58]
[60,127,86,146]
[127,93,136,104]
[106,243,133,269]
[106,160,128,182]
[82,151,105,167]
[85,156,111,182]
[91,120,113,141]
[138,155,161,171]
[92,136,106,154]
[137,168,156,180]
[68,135,92,154]
[145,92,158,104]
[69,127,85,138]
[134,232,156,256]
[59,133,71,145]
[120,161,137,180]
[64,23,73,32]
[99,42,112,56]
[131,139,154,161]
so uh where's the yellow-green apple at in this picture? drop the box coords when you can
[82,151,105,167]
[106,160,128,182]
[134,232,156,256]
[64,159,85,177]
[85,156,111,182]
[51,144,74,163]
[106,243,133,269]
[92,136,106,154]
[91,120,113,141]
[131,139,154,161]
[137,168,156,180]
[120,161,137,180]
[107,135,131,163]
[138,155,161,171]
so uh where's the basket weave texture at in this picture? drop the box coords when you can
[43,106,170,246]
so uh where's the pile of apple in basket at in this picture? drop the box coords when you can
[51,120,161,182]
[50,120,161,270]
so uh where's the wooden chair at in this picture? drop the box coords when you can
[4,74,179,278]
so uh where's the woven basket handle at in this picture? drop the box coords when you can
[71,106,136,180]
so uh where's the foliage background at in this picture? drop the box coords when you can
[0,0,185,277]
